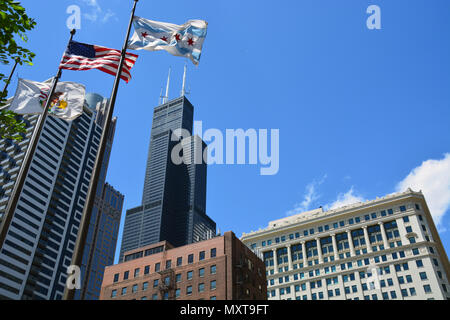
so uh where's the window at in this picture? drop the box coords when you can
[199,268,205,277]
[400,206,407,212]
[210,280,216,290]
[199,251,205,261]
[123,271,129,280]
[406,226,413,233]
[176,288,181,298]
[401,289,408,297]
[416,259,424,268]
[153,279,159,287]
[423,285,432,294]
[198,283,205,292]
[111,289,117,298]
[419,272,427,280]
[176,274,182,282]
[121,287,127,295]
[403,215,409,222]
[409,287,416,296]
[113,273,119,283]
[132,284,138,293]
[188,254,194,264]
[177,257,183,266]
[187,286,193,295]
[155,263,160,272]
[134,268,140,278]
[166,260,171,269]
[143,282,148,291]
[187,271,193,280]
[144,265,150,275]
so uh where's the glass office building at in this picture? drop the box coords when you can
[120,96,216,262]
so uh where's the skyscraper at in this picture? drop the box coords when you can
[74,94,124,300]
[120,95,216,262]
[0,90,122,300]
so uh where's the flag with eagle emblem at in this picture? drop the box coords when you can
[8,78,85,121]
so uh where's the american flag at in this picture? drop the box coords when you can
[59,41,138,83]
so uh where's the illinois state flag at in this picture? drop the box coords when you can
[127,16,208,65]
[9,79,85,121]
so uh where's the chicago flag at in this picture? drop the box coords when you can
[127,16,208,65]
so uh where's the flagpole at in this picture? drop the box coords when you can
[1,58,19,101]
[0,29,76,254]
[64,0,139,300]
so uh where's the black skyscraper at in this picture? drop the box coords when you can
[119,96,216,262]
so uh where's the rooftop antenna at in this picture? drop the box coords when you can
[158,87,164,105]
[163,66,171,104]
[181,63,187,96]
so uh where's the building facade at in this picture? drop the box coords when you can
[241,189,450,300]
[0,92,122,300]
[120,96,215,262]
[74,95,124,300]
[100,231,267,300]
[75,182,124,300]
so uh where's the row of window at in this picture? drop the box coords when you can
[267,251,437,286]
[114,249,217,282]
[272,283,435,300]
[114,264,217,290]
[111,280,218,299]
[254,204,423,251]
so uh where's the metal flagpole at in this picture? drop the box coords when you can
[63,0,139,300]
[0,29,77,253]
[1,58,19,101]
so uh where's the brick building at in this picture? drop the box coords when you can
[100,231,267,300]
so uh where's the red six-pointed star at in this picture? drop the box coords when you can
[187,38,194,46]
[160,36,168,42]
[141,32,149,37]
[175,34,181,41]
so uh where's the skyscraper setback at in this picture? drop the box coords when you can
[120,95,216,262]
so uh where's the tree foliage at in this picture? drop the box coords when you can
[0,0,36,140]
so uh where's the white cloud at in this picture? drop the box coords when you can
[395,153,450,226]
[286,175,327,216]
[101,9,116,23]
[81,0,114,23]
[326,186,366,210]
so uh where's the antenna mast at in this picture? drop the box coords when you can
[181,63,187,96]
[163,67,171,104]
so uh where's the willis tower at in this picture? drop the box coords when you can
[119,69,216,262]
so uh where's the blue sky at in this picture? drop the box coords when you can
[4,0,450,263]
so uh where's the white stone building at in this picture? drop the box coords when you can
[241,189,450,300]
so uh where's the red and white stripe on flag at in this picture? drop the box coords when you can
[60,44,138,83]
